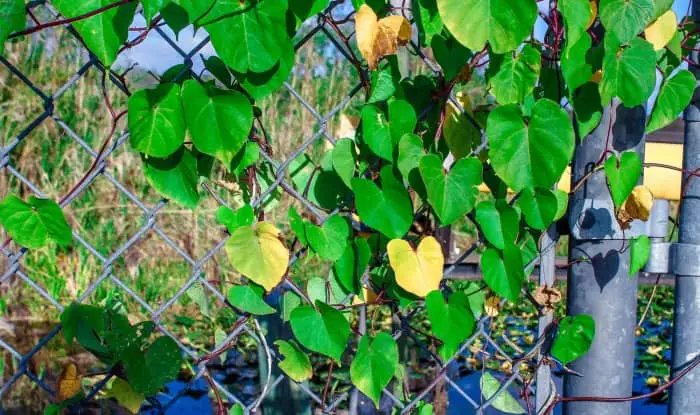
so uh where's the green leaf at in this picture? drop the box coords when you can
[217,205,254,234]
[186,281,210,317]
[232,40,295,100]
[604,151,642,208]
[332,139,357,188]
[168,0,217,26]
[0,0,25,55]
[487,44,541,105]
[551,314,595,365]
[572,82,603,138]
[124,336,183,396]
[431,32,471,81]
[181,80,253,166]
[204,0,288,73]
[397,133,425,182]
[437,0,536,53]
[60,303,105,352]
[305,215,351,261]
[231,142,259,177]
[143,147,200,209]
[0,194,72,249]
[480,372,526,414]
[281,291,302,322]
[289,0,327,23]
[275,340,313,383]
[630,235,651,276]
[350,333,399,408]
[227,283,276,315]
[414,0,443,46]
[141,0,164,22]
[334,237,371,295]
[230,404,244,415]
[289,301,351,362]
[561,33,593,93]
[487,99,575,192]
[647,69,696,133]
[389,100,417,145]
[425,290,475,359]
[600,37,656,107]
[419,155,483,225]
[553,189,569,221]
[307,275,349,306]
[465,281,486,319]
[52,0,136,66]
[599,0,654,45]
[361,104,392,161]
[481,244,524,302]
[475,200,519,250]
[351,166,413,239]
[159,2,189,35]
[519,187,558,230]
[128,84,186,158]
[558,0,595,47]
[368,59,401,104]
[288,206,308,246]
[652,0,673,20]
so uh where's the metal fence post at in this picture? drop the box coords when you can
[564,102,646,415]
[669,1,700,409]
[535,225,557,412]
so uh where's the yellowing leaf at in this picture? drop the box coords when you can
[225,222,290,292]
[645,10,677,51]
[387,236,443,297]
[586,0,598,30]
[485,296,500,317]
[57,363,81,402]
[110,378,145,414]
[335,114,360,139]
[356,5,412,69]
[624,185,654,221]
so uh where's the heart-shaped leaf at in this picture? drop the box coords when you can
[647,69,696,133]
[332,139,357,188]
[437,0,536,53]
[487,44,541,105]
[290,301,351,362]
[350,332,399,407]
[389,100,417,145]
[414,0,444,46]
[355,4,412,69]
[630,235,651,276]
[599,38,656,107]
[52,0,137,67]
[0,194,72,249]
[599,0,654,45]
[227,283,276,315]
[225,222,290,291]
[362,104,392,161]
[480,372,526,414]
[572,82,603,139]
[143,147,200,209]
[425,290,475,359]
[431,32,472,81]
[181,80,253,166]
[561,33,594,93]
[419,155,483,225]
[397,133,426,187]
[123,337,182,396]
[487,99,574,192]
[334,237,372,295]
[387,236,444,298]
[558,0,596,47]
[519,187,558,230]
[275,340,313,383]
[128,83,186,158]
[305,215,351,261]
[645,9,677,50]
[605,151,642,209]
[475,200,519,250]
[481,244,525,302]
[551,314,595,365]
[352,166,413,239]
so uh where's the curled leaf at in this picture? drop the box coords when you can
[57,363,81,402]
[623,185,654,221]
[356,4,412,69]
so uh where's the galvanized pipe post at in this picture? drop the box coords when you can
[564,102,647,415]
[669,1,700,410]
[535,225,557,412]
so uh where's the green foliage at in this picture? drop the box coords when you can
[604,151,642,209]
[481,244,525,302]
[0,194,72,249]
[290,301,351,362]
[630,235,651,276]
[227,283,276,315]
[0,0,24,55]
[425,290,475,359]
[647,69,697,133]
[419,155,482,226]
[305,215,351,261]
[599,38,656,107]
[480,372,526,414]
[350,332,399,407]
[275,339,313,382]
[487,44,541,105]
[551,314,595,366]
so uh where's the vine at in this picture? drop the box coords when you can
[0,0,697,413]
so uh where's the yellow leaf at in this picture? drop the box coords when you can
[57,363,81,402]
[226,222,290,292]
[335,114,360,139]
[387,236,443,297]
[485,296,500,317]
[646,376,660,387]
[645,10,678,51]
[110,378,145,414]
[355,4,411,69]
[624,185,654,221]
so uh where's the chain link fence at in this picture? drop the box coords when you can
[0,0,663,413]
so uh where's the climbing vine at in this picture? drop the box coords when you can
[0,0,697,413]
